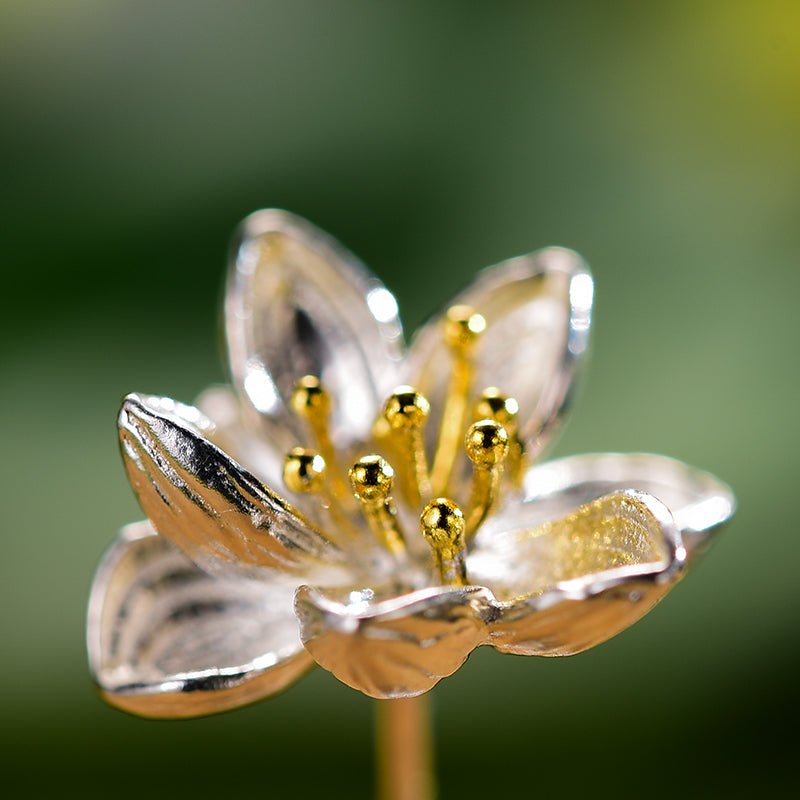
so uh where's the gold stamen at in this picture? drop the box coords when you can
[350,455,406,556]
[464,419,509,537]
[474,387,524,486]
[283,447,362,542]
[383,387,432,505]
[430,305,486,496]
[290,375,350,501]
[420,498,467,586]
[283,448,326,494]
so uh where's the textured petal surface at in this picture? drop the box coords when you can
[118,393,350,582]
[468,490,680,601]
[296,491,686,695]
[195,385,287,492]
[226,209,404,451]
[87,522,313,718]
[295,584,491,699]
[476,490,687,656]
[517,452,735,560]
[406,247,592,489]
[195,384,333,528]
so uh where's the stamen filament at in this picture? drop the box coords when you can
[474,387,524,487]
[421,498,467,586]
[283,448,359,542]
[383,388,432,506]
[290,375,351,503]
[350,455,406,556]
[464,419,509,537]
[430,306,486,496]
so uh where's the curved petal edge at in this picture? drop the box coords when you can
[296,490,689,697]
[485,490,686,656]
[405,247,593,494]
[226,209,405,449]
[519,452,735,561]
[118,392,351,582]
[87,522,313,719]
[295,584,492,699]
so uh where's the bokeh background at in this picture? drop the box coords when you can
[2,1,798,796]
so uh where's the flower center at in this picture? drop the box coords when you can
[282,305,525,586]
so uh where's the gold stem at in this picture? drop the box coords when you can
[350,455,407,556]
[464,464,500,537]
[290,375,352,503]
[383,388,432,506]
[430,306,485,497]
[463,420,509,539]
[421,498,467,586]
[376,696,434,800]
[430,355,471,496]
[474,387,523,489]
[361,497,406,557]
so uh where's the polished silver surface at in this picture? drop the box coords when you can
[118,392,350,583]
[297,490,687,697]
[296,584,491,699]
[516,451,735,560]
[404,247,592,497]
[88,209,735,715]
[88,522,313,718]
[226,209,404,452]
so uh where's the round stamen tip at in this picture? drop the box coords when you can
[350,455,394,502]
[444,305,486,349]
[283,448,326,493]
[290,375,329,416]
[383,387,430,429]
[475,388,519,427]
[421,498,465,545]
[465,420,509,467]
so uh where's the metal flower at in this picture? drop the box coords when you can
[87,210,735,718]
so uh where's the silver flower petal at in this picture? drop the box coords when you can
[118,392,351,583]
[517,452,736,561]
[406,247,592,481]
[195,384,333,527]
[296,491,686,692]
[195,385,287,493]
[226,209,404,451]
[88,522,313,718]
[479,490,687,656]
[295,584,492,699]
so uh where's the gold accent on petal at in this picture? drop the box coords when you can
[350,455,406,556]
[530,493,666,584]
[484,493,672,603]
[464,420,509,537]
[421,498,467,586]
[430,306,486,496]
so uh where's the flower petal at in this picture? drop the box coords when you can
[517,452,735,560]
[118,392,350,582]
[195,385,288,492]
[472,490,687,656]
[88,522,313,718]
[295,584,492,699]
[195,384,334,528]
[406,247,592,474]
[295,489,698,693]
[226,209,404,450]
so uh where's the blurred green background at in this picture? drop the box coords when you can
[1,1,798,796]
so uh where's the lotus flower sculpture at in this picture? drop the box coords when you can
[87,210,735,719]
